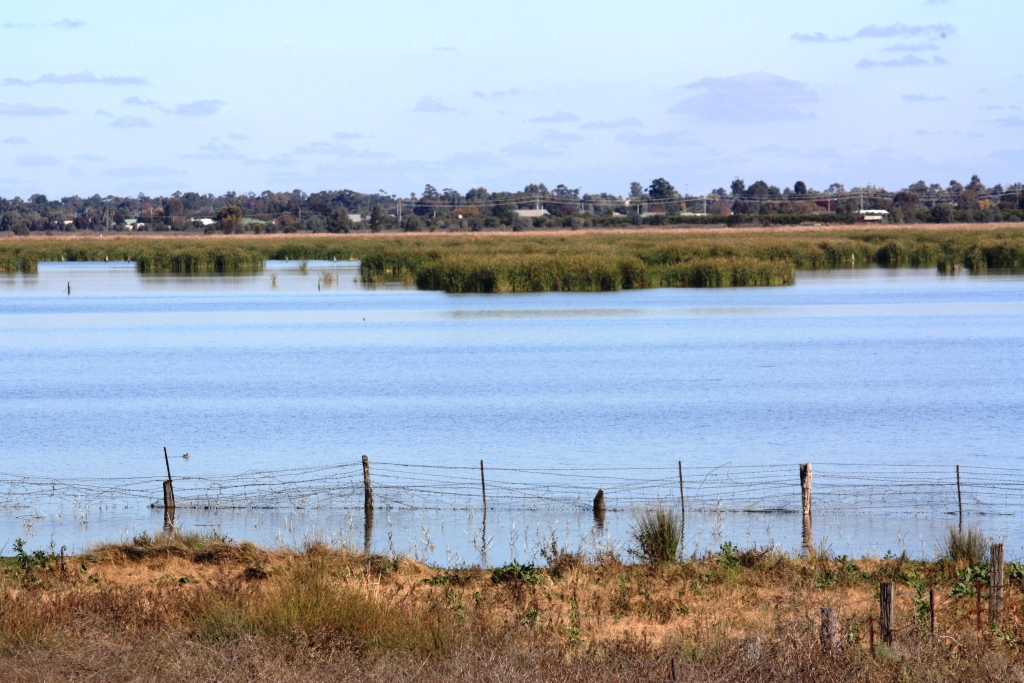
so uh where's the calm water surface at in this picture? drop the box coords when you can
[2,262,1023,561]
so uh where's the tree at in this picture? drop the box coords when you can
[647,178,677,200]
[327,208,351,233]
[369,204,386,232]
[402,214,424,232]
[793,181,807,195]
[629,182,645,198]
[215,205,242,233]
[730,179,745,196]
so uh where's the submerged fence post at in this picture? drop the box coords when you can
[162,447,175,510]
[799,463,812,517]
[956,465,963,531]
[480,459,487,513]
[362,455,373,511]
[990,543,1004,625]
[879,582,894,646]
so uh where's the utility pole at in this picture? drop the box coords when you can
[397,199,402,225]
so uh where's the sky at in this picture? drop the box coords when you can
[0,0,1021,199]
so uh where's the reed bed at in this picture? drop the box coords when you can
[2,229,1024,292]
[3,534,1023,681]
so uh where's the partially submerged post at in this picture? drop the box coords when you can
[593,489,606,528]
[956,465,963,531]
[800,463,813,553]
[362,455,373,512]
[678,461,685,525]
[990,543,1005,625]
[162,447,175,510]
[480,460,487,514]
[879,582,894,645]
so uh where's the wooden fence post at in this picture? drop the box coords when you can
[480,460,487,512]
[956,465,963,531]
[990,543,1004,626]
[975,580,983,632]
[362,455,373,511]
[929,588,935,635]
[800,463,812,517]
[879,582,894,645]
[593,489,606,528]
[868,616,875,654]
[162,447,175,510]
[820,606,839,652]
[678,461,685,524]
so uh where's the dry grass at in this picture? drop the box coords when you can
[2,534,1023,681]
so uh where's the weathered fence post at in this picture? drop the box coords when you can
[799,463,812,516]
[678,461,685,524]
[990,543,1004,626]
[868,616,875,654]
[956,465,963,531]
[480,460,487,513]
[670,656,677,681]
[361,455,373,512]
[879,582,894,645]
[162,447,175,510]
[593,489,606,529]
[820,606,839,652]
[929,588,936,635]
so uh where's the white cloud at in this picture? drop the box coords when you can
[502,141,560,157]
[614,131,690,146]
[101,165,183,177]
[902,94,946,102]
[16,154,59,167]
[857,55,947,68]
[540,130,583,142]
[123,96,158,106]
[2,136,28,144]
[581,117,643,129]
[882,43,940,52]
[172,100,224,115]
[472,88,520,99]
[179,142,246,160]
[855,23,955,38]
[997,116,1024,128]
[332,131,362,140]
[412,97,453,113]
[670,72,817,124]
[529,111,579,123]
[0,103,67,116]
[5,72,147,86]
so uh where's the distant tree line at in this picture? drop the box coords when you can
[1,176,1022,236]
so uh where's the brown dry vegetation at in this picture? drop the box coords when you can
[2,533,1023,681]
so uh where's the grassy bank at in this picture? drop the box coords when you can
[2,226,1024,292]
[2,532,1022,681]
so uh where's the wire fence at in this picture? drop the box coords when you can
[1,460,1022,517]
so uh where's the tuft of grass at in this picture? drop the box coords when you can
[629,506,681,565]
[943,525,988,566]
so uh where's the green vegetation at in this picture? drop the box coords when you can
[3,228,1024,294]
[629,506,681,564]
[943,525,989,566]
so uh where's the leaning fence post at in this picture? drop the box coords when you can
[820,605,839,652]
[879,582,894,645]
[162,447,175,510]
[361,455,373,511]
[990,543,1004,626]
[480,460,487,513]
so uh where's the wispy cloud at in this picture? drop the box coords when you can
[472,88,520,99]
[72,154,105,162]
[333,131,362,140]
[293,141,390,158]
[614,131,690,146]
[501,141,560,157]
[857,55,947,68]
[111,115,151,128]
[179,142,246,160]
[855,23,955,38]
[902,94,946,102]
[0,103,67,116]
[670,72,817,124]
[101,165,183,178]
[123,96,158,107]
[16,154,59,167]
[882,43,940,52]
[2,136,28,144]
[581,117,643,129]
[412,97,453,113]
[172,100,224,115]
[529,111,579,123]
[4,71,147,86]
[2,19,85,29]
[996,116,1024,128]
[791,32,832,43]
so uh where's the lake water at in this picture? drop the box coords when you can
[2,261,1023,563]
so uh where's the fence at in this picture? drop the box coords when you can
[1,458,1022,519]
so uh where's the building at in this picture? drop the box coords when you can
[513,209,549,219]
[858,209,890,222]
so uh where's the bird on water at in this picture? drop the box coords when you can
[182,453,190,460]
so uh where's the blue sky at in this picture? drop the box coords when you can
[0,0,1021,198]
